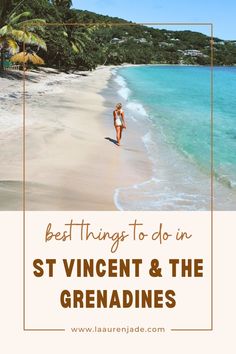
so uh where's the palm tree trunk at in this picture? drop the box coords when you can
[0,50,4,71]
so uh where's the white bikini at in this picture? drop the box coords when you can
[115,109,123,126]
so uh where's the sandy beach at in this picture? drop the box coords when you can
[0,66,151,210]
[1,65,235,211]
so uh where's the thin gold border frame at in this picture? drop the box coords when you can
[22,22,214,332]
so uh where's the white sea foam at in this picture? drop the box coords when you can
[114,177,162,211]
[114,180,208,211]
[113,188,124,211]
[126,101,148,116]
[114,71,149,119]
[142,131,153,146]
[111,68,118,76]
[114,74,131,100]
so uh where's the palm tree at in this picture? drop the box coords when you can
[0,0,13,26]
[0,7,47,71]
[64,26,95,55]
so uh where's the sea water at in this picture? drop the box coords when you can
[112,65,236,210]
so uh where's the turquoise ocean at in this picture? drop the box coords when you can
[112,65,236,210]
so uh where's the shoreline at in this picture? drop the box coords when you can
[114,65,236,211]
[0,65,152,210]
[103,67,155,210]
[1,64,235,210]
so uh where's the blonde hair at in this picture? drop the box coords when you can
[115,103,122,110]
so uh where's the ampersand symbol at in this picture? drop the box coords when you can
[149,259,162,277]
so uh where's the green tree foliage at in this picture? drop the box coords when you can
[1,1,235,70]
[52,0,72,9]
[0,1,47,70]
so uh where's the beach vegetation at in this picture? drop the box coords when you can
[0,1,47,71]
[1,1,235,71]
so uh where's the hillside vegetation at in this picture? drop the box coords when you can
[2,0,236,70]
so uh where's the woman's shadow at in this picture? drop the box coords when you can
[104,137,119,146]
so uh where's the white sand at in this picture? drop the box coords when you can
[0,67,151,210]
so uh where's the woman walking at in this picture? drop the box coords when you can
[113,103,126,146]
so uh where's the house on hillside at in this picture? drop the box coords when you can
[159,42,174,47]
[111,38,121,43]
[134,38,148,43]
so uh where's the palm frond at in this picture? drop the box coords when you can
[8,11,31,25]
[71,41,80,54]
[80,32,91,42]
[76,38,86,48]
[27,33,47,50]
[7,38,19,54]
[16,19,46,30]
[7,0,28,19]
[87,26,98,34]
[11,29,26,41]
[0,25,10,36]
[10,30,47,50]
